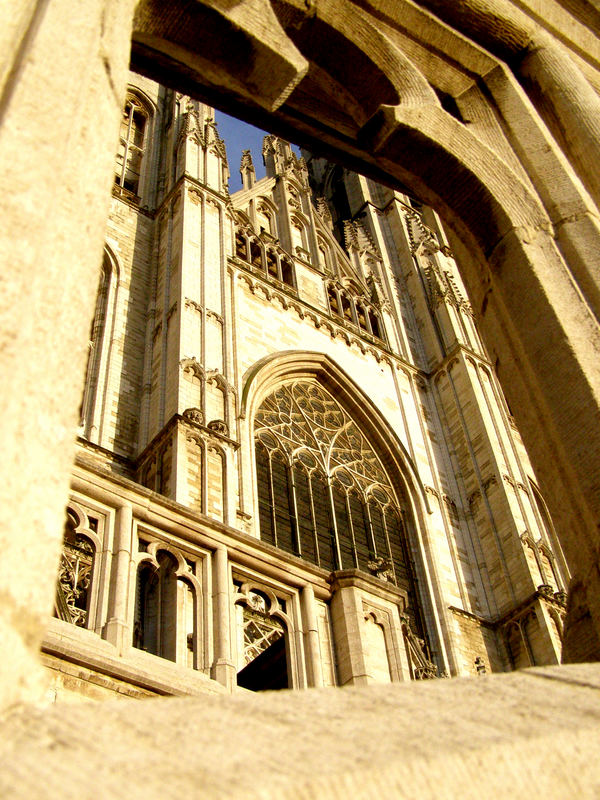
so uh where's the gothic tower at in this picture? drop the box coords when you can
[45,71,568,701]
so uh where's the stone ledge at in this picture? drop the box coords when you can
[1,663,599,798]
[41,619,228,698]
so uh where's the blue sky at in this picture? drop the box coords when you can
[214,110,300,191]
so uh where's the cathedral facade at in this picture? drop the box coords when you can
[45,72,569,700]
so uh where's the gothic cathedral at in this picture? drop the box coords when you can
[45,72,569,700]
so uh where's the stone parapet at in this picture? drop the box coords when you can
[1,663,599,798]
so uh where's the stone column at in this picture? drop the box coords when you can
[329,577,369,686]
[0,0,135,711]
[301,584,323,688]
[211,545,236,690]
[104,502,133,653]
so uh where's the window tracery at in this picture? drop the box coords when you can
[54,507,98,628]
[233,229,296,288]
[254,380,421,629]
[241,591,285,666]
[115,95,150,199]
[133,541,202,669]
[326,281,385,341]
[233,583,292,690]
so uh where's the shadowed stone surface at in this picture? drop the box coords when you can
[1,663,599,798]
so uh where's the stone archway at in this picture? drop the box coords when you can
[2,0,600,709]
[129,0,600,661]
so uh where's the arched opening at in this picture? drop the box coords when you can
[252,377,428,644]
[235,230,248,260]
[266,248,278,279]
[327,285,341,317]
[250,239,263,270]
[368,308,382,340]
[280,255,294,287]
[115,93,151,199]
[134,550,179,662]
[355,302,367,332]
[236,589,290,691]
[340,292,353,323]
[54,507,96,629]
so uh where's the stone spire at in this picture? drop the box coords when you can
[263,134,295,177]
[316,197,333,230]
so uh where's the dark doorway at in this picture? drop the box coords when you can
[237,633,289,691]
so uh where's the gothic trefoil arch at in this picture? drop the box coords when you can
[54,504,102,630]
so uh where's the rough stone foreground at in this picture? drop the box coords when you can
[1,663,599,799]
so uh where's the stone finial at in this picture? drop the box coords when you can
[240,149,253,171]
[343,220,359,251]
[316,197,333,229]
[367,556,394,582]
[537,584,555,600]
[205,120,228,163]
[263,134,295,177]
[183,408,204,425]
[240,149,255,190]
[342,220,378,257]
[208,419,229,436]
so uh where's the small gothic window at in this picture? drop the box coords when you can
[80,253,111,436]
[317,241,329,271]
[237,590,289,691]
[368,308,382,339]
[133,545,200,669]
[356,302,368,331]
[327,286,341,317]
[54,509,95,628]
[266,248,278,279]
[280,256,294,287]
[115,96,149,198]
[257,207,273,236]
[340,293,353,323]
[235,230,248,260]
[291,219,307,255]
[134,551,179,662]
[250,239,263,270]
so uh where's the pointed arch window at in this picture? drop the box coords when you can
[368,308,383,339]
[54,506,99,629]
[133,542,202,669]
[250,239,263,269]
[254,380,423,630]
[327,285,341,317]
[115,95,150,199]
[326,283,386,342]
[235,230,249,260]
[234,586,292,690]
[340,291,353,323]
[266,248,278,279]
[280,255,295,287]
[135,551,179,662]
